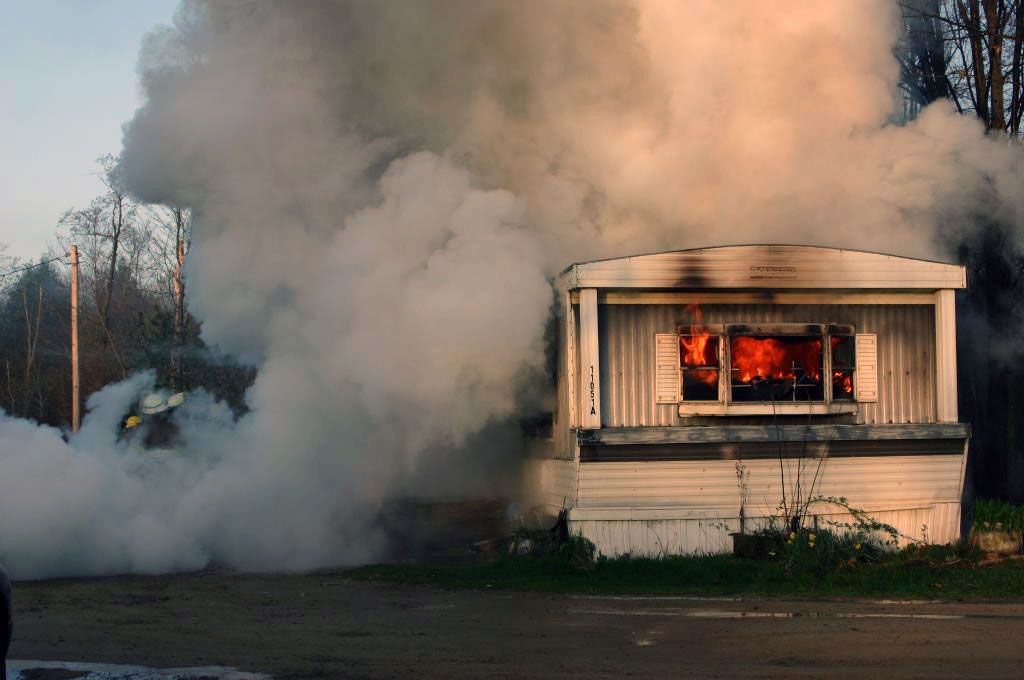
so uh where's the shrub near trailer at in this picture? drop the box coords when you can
[969,499,1024,555]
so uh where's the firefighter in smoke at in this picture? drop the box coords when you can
[120,391,186,452]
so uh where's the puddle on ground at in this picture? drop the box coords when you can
[569,607,968,620]
[6,661,269,680]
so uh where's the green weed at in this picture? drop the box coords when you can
[971,498,1024,532]
[345,543,1024,600]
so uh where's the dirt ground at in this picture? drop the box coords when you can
[8,570,1024,679]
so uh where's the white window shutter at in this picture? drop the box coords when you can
[855,333,878,403]
[655,333,680,404]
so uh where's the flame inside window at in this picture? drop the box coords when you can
[831,335,855,400]
[729,335,824,402]
[680,334,719,401]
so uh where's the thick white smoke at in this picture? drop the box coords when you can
[2,0,1024,578]
[0,375,208,578]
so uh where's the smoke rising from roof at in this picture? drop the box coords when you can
[2,0,1023,577]
[124,0,1023,260]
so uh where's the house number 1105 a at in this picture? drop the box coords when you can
[589,365,596,415]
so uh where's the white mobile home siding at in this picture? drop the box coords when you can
[571,502,961,557]
[524,458,577,512]
[570,450,966,556]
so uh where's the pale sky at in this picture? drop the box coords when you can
[0,0,179,261]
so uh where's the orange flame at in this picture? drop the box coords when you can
[830,337,853,394]
[731,336,822,384]
[681,333,713,366]
[680,305,718,386]
[833,370,853,394]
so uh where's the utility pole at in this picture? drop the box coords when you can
[70,244,79,433]
[172,236,185,389]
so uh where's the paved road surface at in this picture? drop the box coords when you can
[8,572,1024,679]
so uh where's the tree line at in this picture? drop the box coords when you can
[0,155,252,429]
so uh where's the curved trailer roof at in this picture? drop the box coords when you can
[562,244,966,290]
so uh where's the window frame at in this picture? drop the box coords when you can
[675,323,858,416]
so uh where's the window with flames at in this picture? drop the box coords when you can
[656,324,877,412]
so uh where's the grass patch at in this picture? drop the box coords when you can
[346,548,1024,600]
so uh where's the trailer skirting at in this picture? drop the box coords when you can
[569,501,961,557]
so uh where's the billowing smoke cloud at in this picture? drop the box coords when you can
[0,375,208,577]
[2,0,1023,578]
[122,0,1021,260]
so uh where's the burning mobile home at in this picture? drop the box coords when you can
[528,244,968,556]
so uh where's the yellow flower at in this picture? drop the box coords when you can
[789,532,797,541]
[809,533,816,542]
[854,543,861,550]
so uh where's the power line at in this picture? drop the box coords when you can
[1,256,184,300]
[0,253,70,280]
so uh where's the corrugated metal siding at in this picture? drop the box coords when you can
[600,304,936,427]
[575,455,963,509]
[569,502,961,557]
[599,304,678,426]
[570,518,733,556]
[524,459,578,511]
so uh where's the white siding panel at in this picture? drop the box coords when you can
[935,290,959,422]
[576,456,963,509]
[524,459,577,512]
[570,501,962,557]
[570,518,735,557]
[579,289,601,428]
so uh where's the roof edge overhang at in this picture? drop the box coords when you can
[561,244,966,291]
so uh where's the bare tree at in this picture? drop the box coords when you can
[898,0,956,118]
[58,157,154,377]
[144,204,193,388]
[20,281,43,416]
[900,0,1024,134]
